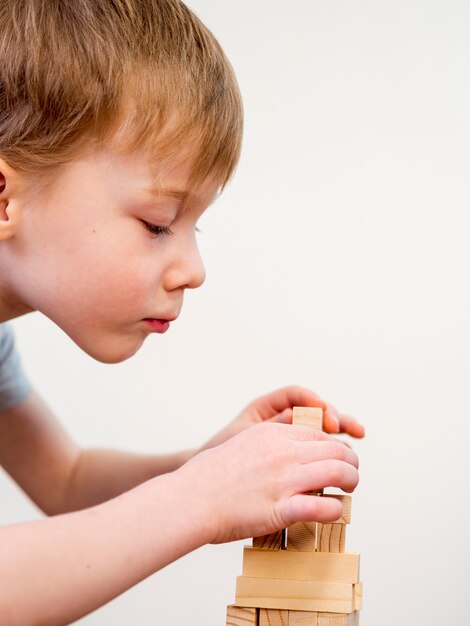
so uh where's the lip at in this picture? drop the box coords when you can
[143,318,173,333]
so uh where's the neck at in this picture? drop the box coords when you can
[0,261,34,323]
[0,291,33,324]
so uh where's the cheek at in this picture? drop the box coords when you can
[37,255,160,336]
[81,235,168,315]
[71,249,161,310]
[20,208,165,317]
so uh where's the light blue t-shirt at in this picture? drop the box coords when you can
[0,323,32,412]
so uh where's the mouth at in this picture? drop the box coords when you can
[143,318,175,333]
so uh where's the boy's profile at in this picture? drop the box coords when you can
[0,1,364,623]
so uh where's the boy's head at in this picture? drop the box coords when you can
[0,0,242,188]
[0,0,243,362]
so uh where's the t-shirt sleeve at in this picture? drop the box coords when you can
[0,324,32,412]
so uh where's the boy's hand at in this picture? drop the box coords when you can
[199,386,364,453]
[178,421,360,545]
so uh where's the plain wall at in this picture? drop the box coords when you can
[2,1,469,624]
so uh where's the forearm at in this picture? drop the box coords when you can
[0,392,196,515]
[0,470,210,626]
[58,447,196,512]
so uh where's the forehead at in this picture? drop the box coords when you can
[27,143,220,214]
[107,111,230,205]
[144,154,222,208]
[75,135,221,206]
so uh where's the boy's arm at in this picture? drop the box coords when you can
[0,420,359,626]
[0,470,210,626]
[0,391,195,514]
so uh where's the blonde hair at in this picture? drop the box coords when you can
[0,0,243,188]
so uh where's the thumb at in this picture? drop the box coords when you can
[269,408,292,424]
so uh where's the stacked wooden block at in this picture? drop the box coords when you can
[226,407,362,626]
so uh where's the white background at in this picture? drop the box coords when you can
[2,0,470,624]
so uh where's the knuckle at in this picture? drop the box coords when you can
[329,442,346,461]
[325,460,345,484]
[276,499,293,528]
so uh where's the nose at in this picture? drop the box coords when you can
[163,234,206,292]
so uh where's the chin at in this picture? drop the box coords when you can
[74,334,145,364]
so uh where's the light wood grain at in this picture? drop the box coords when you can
[286,521,317,551]
[242,547,360,583]
[226,605,258,626]
[317,612,358,626]
[292,407,323,430]
[288,610,318,625]
[235,576,354,613]
[316,524,346,553]
[259,609,289,626]
[253,530,284,550]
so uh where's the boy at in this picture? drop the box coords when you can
[0,1,364,624]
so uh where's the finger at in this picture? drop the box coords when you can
[284,424,335,443]
[295,440,359,469]
[265,398,364,440]
[269,408,292,424]
[281,493,343,525]
[331,436,353,449]
[251,386,327,422]
[337,414,365,438]
[260,393,339,433]
[323,402,341,433]
[290,459,359,493]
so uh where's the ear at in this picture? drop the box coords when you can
[0,157,24,241]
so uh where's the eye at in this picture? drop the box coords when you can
[142,220,174,237]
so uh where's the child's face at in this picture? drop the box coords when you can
[6,147,218,362]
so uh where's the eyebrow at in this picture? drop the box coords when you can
[145,187,190,202]
[145,185,221,209]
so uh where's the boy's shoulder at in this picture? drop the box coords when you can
[0,323,32,412]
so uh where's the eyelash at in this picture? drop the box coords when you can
[142,221,202,237]
[142,221,174,237]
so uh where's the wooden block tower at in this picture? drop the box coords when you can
[226,407,362,626]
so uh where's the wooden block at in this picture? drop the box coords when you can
[316,524,346,553]
[287,408,322,552]
[292,407,323,430]
[287,521,317,551]
[226,605,258,626]
[324,495,352,524]
[253,530,284,550]
[353,582,362,610]
[317,612,358,626]
[288,611,318,625]
[259,609,289,626]
[242,547,360,584]
[235,576,354,613]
